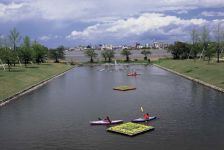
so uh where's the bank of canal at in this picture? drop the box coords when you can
[0,63,74,106]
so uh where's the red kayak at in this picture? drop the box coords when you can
[127,73,141,76]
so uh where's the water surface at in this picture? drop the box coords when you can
[0,65,224,150]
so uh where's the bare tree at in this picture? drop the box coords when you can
[214,22,223,63]
[199,26,210,60]
[190,28,200,59]
[191,28,200,45]
[8,28,21,51]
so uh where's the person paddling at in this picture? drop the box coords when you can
[143,113,150,119]
[104,116,112,124]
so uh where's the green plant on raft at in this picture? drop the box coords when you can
[113,85,136,91]
[107,122,154,136]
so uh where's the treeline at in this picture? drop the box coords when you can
[168,24,224,63]
[0,28,65,71]
[84,48,151,63]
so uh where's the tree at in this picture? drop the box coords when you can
[121,49,131,62]
[32,41,48,64]
[200,26,210,60]
[190,44,202,59]
[84,49,98,63]
[48,46,65,63]
[168,41,190,59]
[141,49,151,60]
[18,36,34,66]
[101,50,107,62]
[0,35,10,48]
[190,28,200,59]
[205,43,216,63]
[8,28,21,51]
[214,22,223,63]
[106,50,115,62]
[0,47,16,71]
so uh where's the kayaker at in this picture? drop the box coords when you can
[143,113,150,119]
[104,116,112,124]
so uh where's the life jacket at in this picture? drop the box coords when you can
[144,114,149,119]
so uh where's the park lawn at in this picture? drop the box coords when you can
[155,59,224,89]
[0,63,73,101]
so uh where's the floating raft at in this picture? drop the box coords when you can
[107,122,154,136]
[113,85,136,91]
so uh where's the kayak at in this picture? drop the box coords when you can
[90,120,123,125]
[132,116,157,123]
[127,73,141,76]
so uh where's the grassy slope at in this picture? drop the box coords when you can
[155,59,224,89]
[0,63,72,101]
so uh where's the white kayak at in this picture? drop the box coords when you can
[90,120,123,125]
[132,116,157,123]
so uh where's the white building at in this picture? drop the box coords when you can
[153,42,169,49]
[101,44,113,50]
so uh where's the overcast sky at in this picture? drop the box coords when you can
[0,0,224,47]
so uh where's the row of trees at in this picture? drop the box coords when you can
[0,28,65,71]
[84,48,151,63]
[168,24,224,63]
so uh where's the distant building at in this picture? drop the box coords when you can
[122,45,129,50]
[135,42,141,49]
[153,42,169,49]
[101,44,113,50]
[145,43,150,48]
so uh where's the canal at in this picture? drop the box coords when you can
[0,65,224,150]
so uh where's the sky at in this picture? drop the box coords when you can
[0,0,224,48]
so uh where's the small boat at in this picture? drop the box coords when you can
[127,73,141,76]
[132,116,157,123]
[90,120,123,125]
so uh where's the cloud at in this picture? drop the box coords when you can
[39,35,62,41]
[201,11,224,17]
[1,0,224,46]
[1,0,224,22]
[67,13,207,41]
[66,24,109,40]
[0,2,36,21]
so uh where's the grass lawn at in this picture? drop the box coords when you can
[0,63,73,101]
[155,59,224,89]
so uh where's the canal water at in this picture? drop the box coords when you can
[0,65,224,150]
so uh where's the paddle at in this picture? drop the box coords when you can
[140,106,144,113]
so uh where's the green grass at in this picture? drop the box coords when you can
[155,59,224,89]
[0,63,73,101]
